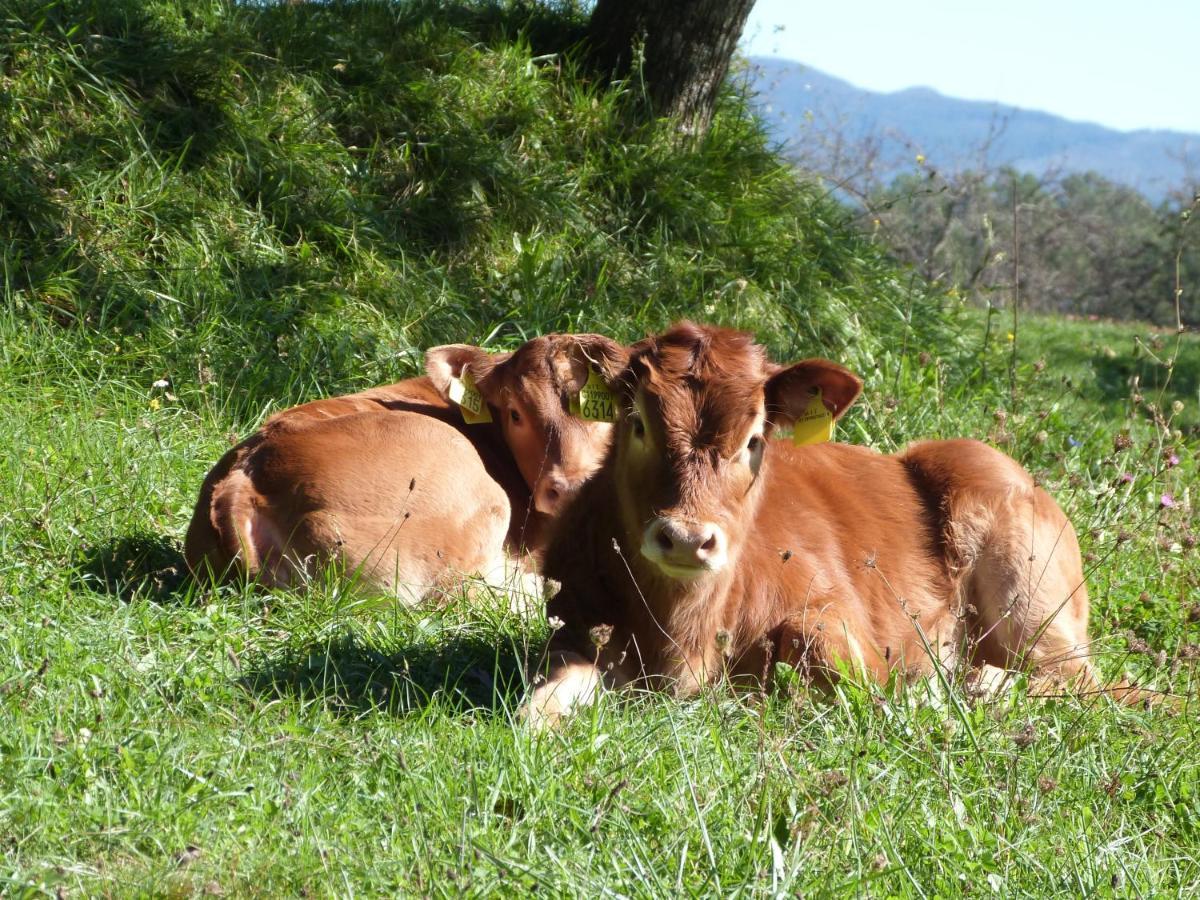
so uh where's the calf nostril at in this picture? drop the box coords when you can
[700,533,718,552]
[656,530,674,551]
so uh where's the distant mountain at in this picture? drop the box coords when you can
[746,58,1199,202]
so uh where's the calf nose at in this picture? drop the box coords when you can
[644,517,727,574]
[533,474,574,515]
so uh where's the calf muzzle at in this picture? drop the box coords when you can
[640,516,728,578]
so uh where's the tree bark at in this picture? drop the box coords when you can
[588,0,758,137]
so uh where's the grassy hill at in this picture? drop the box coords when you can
[2,0,949,411]
[2,1,1198,895]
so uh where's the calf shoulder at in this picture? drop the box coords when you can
[541,471,641,676]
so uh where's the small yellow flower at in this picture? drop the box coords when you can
[915,154,925,164]
[149,397,161,410]
[1006,332,1015,342]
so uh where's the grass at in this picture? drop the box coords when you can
[1,0,949,416]
[2,0,1199,895]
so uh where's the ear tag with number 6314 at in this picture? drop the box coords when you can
[448,367,492,424]
[791,387,834,446]
[569,368,618,422]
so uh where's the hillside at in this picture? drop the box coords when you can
[748,57,1199,200]
[0,0,950,418]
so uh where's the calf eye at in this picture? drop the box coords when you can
[747,435,763,455]
[509,409,522,425]
[630,415,646,439]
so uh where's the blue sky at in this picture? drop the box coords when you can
[740,0,1200,134]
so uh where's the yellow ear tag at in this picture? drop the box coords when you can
[448,367,492,424]
[569,368,618,422]
[791,388,834,446]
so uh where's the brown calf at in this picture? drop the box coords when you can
[185,334,627,600]
[526,323,1113,723]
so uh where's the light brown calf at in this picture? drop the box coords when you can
[185,334,627,600]
[526,323,1120,723]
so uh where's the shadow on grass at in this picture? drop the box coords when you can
[240,629,529,718]
[73,531,191,604]
[1092,347,1200,409]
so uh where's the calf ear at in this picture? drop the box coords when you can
[425,344,512,400]
[764,359,863,427]
[559,334,630,393]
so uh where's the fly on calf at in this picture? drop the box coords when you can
[526,322,1127,724]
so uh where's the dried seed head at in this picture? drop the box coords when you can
[1113,433,1133,452]
[1012,722,1037,749]
[714,629,732,653]
[547,616,565,632]
[589,624,613,649]
[1128,636,1151,655]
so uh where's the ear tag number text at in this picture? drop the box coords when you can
[791,387,834,446]
[570,369,618,422]
[449,368,492,424]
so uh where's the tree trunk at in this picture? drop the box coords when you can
[588,0,757,137]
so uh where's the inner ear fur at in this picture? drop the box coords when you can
[425,344,512,401]
[560,334,630,394]
[764,358,863,427]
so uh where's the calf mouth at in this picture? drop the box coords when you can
[647,558,720,581]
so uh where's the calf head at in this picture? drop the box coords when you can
[426,334,628,515]
[608,323,862,581]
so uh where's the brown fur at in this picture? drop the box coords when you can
[526,323,1123,723]
[184,334,627,600]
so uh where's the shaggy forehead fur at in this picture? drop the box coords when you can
[495,336,579,410]
[629,322,769,457]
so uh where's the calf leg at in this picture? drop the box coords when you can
[522,651,605,728]
[771,615,893,688]
[964,486,1098,689]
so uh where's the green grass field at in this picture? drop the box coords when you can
[3,1,1199,895]
[2,307,1197,896]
